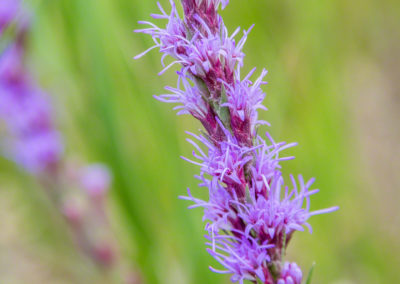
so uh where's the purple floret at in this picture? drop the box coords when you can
[277,262,303,284]
[206,233,273,283]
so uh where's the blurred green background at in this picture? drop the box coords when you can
[1,0,399,283]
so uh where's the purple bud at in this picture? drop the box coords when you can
[80,164,111,198]
[92,242,115,267]
[181,0,228,35]
[62,201,83,226]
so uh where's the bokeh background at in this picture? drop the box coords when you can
[1,0,399,283]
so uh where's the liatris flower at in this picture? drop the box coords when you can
[135,1,338,283]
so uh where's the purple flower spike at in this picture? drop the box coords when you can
[13,130,63,173]
[135,1,338,283]
[0,11,124,274]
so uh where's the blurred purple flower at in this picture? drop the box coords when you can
[13,131,63,173]
[0,43,63,174]
[223,68,269,146]
[0,0,20,35]
[0,13,123,274]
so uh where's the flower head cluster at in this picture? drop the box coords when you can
[181,0,229,34]
[135,0,250,97]
[0,42,63,174]
[136,1,338,283]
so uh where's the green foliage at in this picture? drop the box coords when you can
[305,262,315,284]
